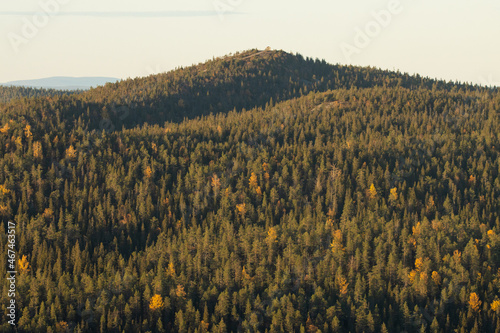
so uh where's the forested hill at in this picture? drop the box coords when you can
[1,49,499,332]
[0,85,79,104]
[0,49,488,136]
[1,81,500,332]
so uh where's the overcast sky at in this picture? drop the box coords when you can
[0,0,499,86]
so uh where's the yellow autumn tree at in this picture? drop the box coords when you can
[431,271,441,285]
[408,270,417,284]
[43,208,54,219]
[249,172,258,189]
[266,227,277,243]
[166,262,175,277]
[368,183,377,199]
[491,299,500,312]
[211,174,221,193]
[65,145,77,159]
[24,125,32,139]
[55,321,69,333]
[200,320,210,332]
[389,187,398,201]
[211,173,220,198]
[18,255,30,273]
[0,185,10,195]
[419,271,428,284]
[453,250,462,264]
[0,204,9,216]
[144,166,153,179]
[236,203,246,216]
[255,186,262,196]
[415,258,423,272]
[412,222,422,237]
[0,123,10,134]
[242,267,252,280]
[469,292,482,312]
[338,277,349,296]
[149,294,164,311]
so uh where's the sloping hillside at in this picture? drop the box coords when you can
[0,49,485,136]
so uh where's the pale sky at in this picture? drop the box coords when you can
[0,0,499,86]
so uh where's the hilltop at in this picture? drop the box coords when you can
[0,49,488,135]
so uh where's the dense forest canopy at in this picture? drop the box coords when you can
[0,85,81,105]
[1,50,500,332]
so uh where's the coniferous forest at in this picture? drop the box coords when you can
[1,49,500,332]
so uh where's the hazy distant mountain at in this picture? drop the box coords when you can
[3,76,119,90]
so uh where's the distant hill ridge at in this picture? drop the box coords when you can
[0,85,81,104]
[0,48,495,134]
[3,76,119,90]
